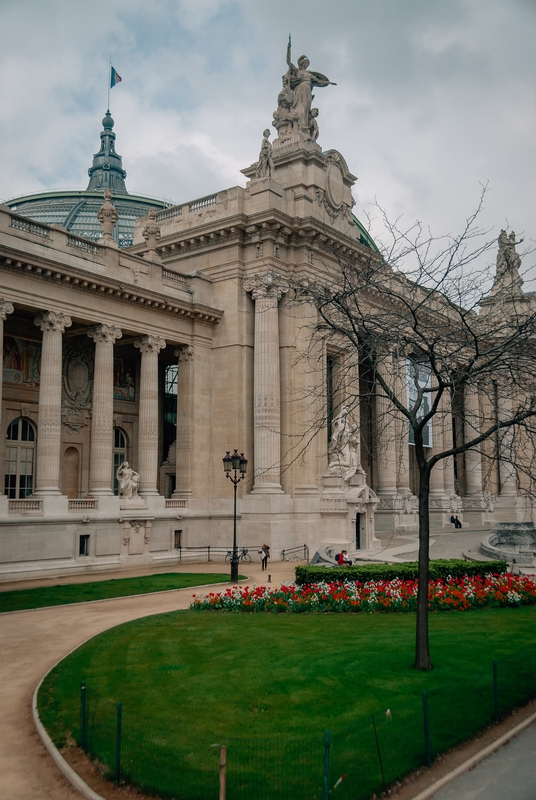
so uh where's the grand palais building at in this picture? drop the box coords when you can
[0,58,530,581]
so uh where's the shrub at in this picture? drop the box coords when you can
[294,559,507,586]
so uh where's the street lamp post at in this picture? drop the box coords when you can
[223,449,248,583]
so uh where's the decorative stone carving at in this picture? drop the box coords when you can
[255,129,274,178]
[142,208,161,259]
[34,311,72,334]
[327,406,365,482]
[244,270,289,304]
[61,338,93,433]
[134,334,166,354]
[307,108,319,142]
[175,345,193,362]
[97,188,119,246]
[0,299,14,321]
[88,323,122,346]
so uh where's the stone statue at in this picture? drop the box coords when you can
[327,406,364,482]
[285,39,335,133]
[272,75,299,135]
[307,108,319,142]
[116,461,140,499]
[492,229,524,297]
[255,129,274,178]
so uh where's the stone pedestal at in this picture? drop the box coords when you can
[120,516,154,559]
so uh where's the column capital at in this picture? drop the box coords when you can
[0,299,14,321]
[245,270,289,303]
[88,323,123,345]
[175,345,193,362]
[34,311,72,334]
[134,334,166,354]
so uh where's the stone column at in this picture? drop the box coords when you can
[134,334,166,495]
[464,386,484,496]
[245,271,288,493]
[0,300,14,481]
[174,345,194,497]
[394,356,411,494]
[87,324,122,495]
[429,393,445,495]
[497,391,517,496]
[34,311,72,494]
[441,391,456,496]
[375,357,398,496]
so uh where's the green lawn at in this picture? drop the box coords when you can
[38,607,536,800]
[0,573,237,612]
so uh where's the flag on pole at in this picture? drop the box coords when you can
[110,66,122,88]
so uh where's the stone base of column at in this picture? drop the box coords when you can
[374,491,418,533]
[250,483,284,494]
[492,493,530,523]
[239,492,293,553]
[462,494,495,527]
[429,492,457,530]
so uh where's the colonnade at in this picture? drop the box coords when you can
[1,303,172,501]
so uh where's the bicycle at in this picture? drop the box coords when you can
[225,547,252,564]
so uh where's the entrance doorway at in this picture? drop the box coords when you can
[355,513,361,550]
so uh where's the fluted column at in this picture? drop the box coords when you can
[88,324,122,495]
[394,356,411,493]
[174,345,194,497]
[0,299,14,497]
[134,334,166,495]
[34,311,72,494]
[464,386,484,496]
[497,391,517,496]
[441,391,456,495]
[429,392,446,495]
[245,271,288,493]
[375,357,398,496]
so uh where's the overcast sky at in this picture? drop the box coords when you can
[1,0,534,276]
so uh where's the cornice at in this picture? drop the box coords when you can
[0,250,223,327]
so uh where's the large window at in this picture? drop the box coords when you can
[163,364,178,463]
[112,427,127,495]
[5,417,36,498]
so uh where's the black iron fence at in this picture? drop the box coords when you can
[72,643,536,800]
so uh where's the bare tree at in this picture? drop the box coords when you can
[289,196,536,670]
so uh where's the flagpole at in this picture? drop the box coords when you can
[107,55,111,111]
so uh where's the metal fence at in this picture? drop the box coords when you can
[73,642,536,800]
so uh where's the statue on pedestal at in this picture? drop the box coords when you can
[255,129,274,178]
[272,38,336,142]
[116,461,140,499]
[327,406,365,482]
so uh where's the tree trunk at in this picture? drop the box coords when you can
[415,467,433,670]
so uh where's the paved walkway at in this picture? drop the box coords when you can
[429,720,536,799]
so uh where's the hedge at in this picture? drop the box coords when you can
[294,559,508,586]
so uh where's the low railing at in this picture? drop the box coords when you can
[157,206,182,222]
[10,215,50,238]
[165,499,187,509]
[68,499,98,511]
[189,194,216,213]
[162,269,188,286]
[176,545,261,563]
[281,544,310,563]
[8,499,43,513]
[67,235,100,255]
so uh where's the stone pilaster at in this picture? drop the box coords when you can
[375,357,398,496]
[134,334,166,495]
[245,271,288,493]
[34,311,72,495]
[87,324,122,495]
[493,388,526,521]
[462,385,490,524]
[173,345,194,497]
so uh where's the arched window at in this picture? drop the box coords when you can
[5,417,36,498]
[112,427,128,495]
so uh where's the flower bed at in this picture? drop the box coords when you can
[190,574,536,613]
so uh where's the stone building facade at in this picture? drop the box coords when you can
[0,56,532,581]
